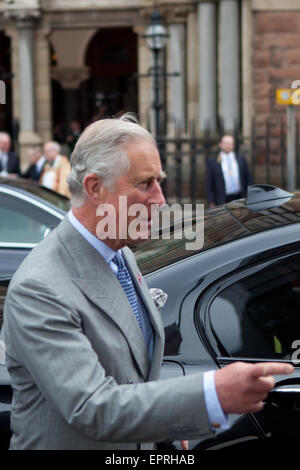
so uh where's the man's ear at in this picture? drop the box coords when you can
[83,173,103,206]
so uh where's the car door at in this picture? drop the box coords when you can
[198,248,300,450]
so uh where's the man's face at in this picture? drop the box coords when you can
[0,135,11,153]
[97,139,166,248]
[219,136,234,154]
[44,144,58,162]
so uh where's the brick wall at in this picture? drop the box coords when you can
[252,11,300,164]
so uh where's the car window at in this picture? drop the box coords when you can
[0,193,60,244]
[209,253,300,361]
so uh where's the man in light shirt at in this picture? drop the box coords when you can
[206,134,253,207]
[39,141,70,197]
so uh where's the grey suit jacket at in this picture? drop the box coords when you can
[3,216,212,450]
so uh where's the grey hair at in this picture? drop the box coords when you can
[44,141,61,154]
[67,113,156,207]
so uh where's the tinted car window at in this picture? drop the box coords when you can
[209,253,300,360]
[134,207,248,274]
[134,201,300,275]
[0,193,60,243]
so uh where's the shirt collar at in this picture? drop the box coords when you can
[68,209,116,264]
[220,151,234,161]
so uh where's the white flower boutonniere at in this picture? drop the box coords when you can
[149,288,168,311]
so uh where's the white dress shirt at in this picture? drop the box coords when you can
[0,151,8,176]
[220,151,241,195]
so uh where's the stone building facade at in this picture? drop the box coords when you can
[0,0,299,169]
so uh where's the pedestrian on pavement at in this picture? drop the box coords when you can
[39,141,71,197]
[206,134,253,207]
[0,132,20,177]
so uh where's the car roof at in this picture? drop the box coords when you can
[0,177,70,213]
[134,187,300,274]
[2,179,299,276]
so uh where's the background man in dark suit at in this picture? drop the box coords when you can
[22,145,46,181]
[0,132,20,176]
[206,134,253,207]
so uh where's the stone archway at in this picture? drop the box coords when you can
[84,27,138,122]
[50,28,96,134]
[49,27,138,143]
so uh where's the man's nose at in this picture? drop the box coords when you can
[151,180,166,206]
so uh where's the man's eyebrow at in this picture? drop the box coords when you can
[158,170,167,181]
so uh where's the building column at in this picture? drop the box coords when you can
[133,25,152,129]
[17,18,43,169]
[186,9,198,126]
[35,28,52,144]
[198,1,217,133]
[241,0,253,140]
[219,0,240,133]
[168,23,186,131]
[18,24,35,133]
[4,1,43,170]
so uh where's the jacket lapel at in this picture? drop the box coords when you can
[57,217,151,379]
[216,153,226,193]
[122,247,165,380]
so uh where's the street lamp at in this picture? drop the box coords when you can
[144,10,168,138]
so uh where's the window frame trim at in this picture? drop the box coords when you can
[0,186,65,220]
[196,248,300,365]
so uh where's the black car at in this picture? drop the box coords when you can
[1,183,300,450]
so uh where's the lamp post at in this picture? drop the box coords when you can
[144,10,168,139]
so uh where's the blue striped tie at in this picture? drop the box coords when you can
[113,252,142,329]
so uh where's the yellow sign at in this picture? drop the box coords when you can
[276,88,300,105]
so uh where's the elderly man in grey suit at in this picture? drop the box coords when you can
[2,114,293,450]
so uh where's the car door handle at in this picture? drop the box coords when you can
[266,384,300,410]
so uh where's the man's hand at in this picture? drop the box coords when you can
[215,362,294,414]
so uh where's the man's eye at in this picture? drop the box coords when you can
[138,178,162,189]
[138,180,151,189]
